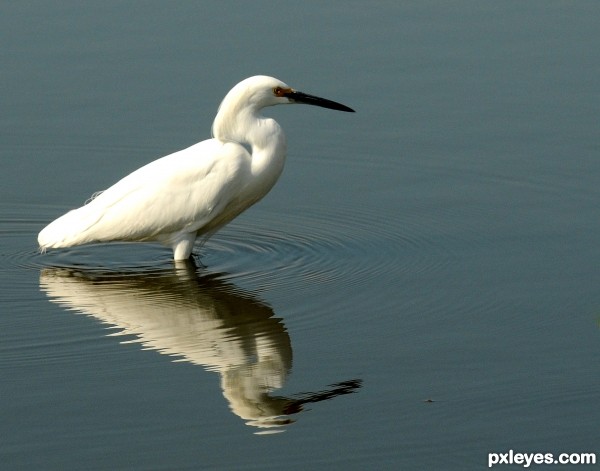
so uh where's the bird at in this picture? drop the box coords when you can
[38,75,355,260]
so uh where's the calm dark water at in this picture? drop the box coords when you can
[2,2,599,470]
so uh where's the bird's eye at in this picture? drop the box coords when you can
[273,87,284,97]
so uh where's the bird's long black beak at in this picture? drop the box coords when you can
[285,90,355,112]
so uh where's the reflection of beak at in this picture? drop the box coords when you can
[284,90,355,112]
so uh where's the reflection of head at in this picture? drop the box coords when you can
[40,261,361,432]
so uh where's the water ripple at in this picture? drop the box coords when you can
[1,197,474,293]
[202,204,406,290]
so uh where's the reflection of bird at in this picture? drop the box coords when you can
[40,260,361,432]
[38,76,354,260]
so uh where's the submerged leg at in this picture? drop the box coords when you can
[171,232,197,260]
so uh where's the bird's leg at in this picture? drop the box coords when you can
[171,232,197,261]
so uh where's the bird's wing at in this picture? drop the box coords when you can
[41,139,252,247]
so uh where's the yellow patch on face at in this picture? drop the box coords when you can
[273,86,293,97]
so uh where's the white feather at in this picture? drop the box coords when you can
[38,75,353,260]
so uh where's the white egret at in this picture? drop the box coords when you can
[38,75,354,260]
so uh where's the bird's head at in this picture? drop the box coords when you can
[212,75,354,143]
[222,75,355,113]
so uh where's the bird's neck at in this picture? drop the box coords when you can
[249,117,287,187]
[212,108,287,180]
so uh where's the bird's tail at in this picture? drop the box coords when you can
[38,205,102,250]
